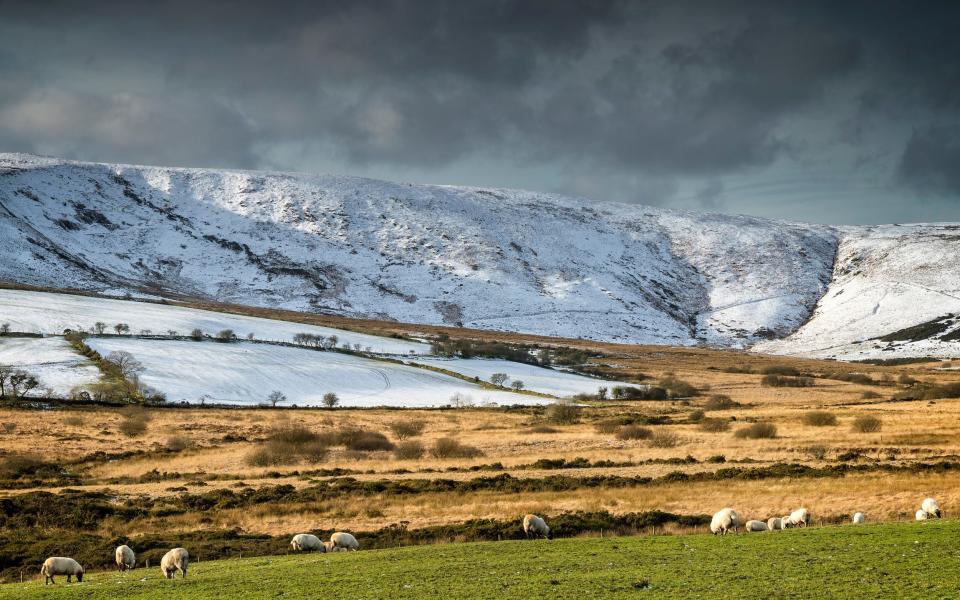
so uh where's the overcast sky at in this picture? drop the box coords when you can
[1,1,958,224]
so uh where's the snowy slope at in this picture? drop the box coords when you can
[0,153,836,347]
[755,224,960,360]
[0,336,99,396]
[84,338,547,407]
[3,154,960,360]
[0,289,427,355]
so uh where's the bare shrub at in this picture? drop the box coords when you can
[118,416,148,438]
[166,435,191,452]
[527,425,559,434]
[699,417,731,433]
[546,402,581,425]
[703,394,739,410]
[245,424,330,466]
[347,431,395,452]
[898,373,919,386]
[270,424,318,445]
[593,418,622,434]
[246,447,282,467]
[734,422,778,439]
[322,392,339,408]
[801,411,837,426]
[761,365,802,376]
[658,375,698,398]
[615,425,653,440]
[687,409,705,423]
[761,374,814,387]
[389,419,427,439]
[852,415,882,433]
[431,437,483,458]
[649,430,680,448]
[393,440,425,460]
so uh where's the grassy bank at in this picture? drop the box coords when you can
[2,520,956,599]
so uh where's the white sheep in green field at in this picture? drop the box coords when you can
[161,548,189,579]
[710,508,739,535]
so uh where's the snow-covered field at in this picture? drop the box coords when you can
[408,357,622,398]
[85,338,541,407]
[0,289,427,355]
[0,336,99,396]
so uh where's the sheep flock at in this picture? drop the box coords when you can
[32,497,947,585]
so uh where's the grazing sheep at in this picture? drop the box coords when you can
[710,508,739,535]
[767,517,782,531]
[921,498,943,518]
[41,557,84,585]
[160,548,189,579]
[291,534,324,552]
[522,514,552,540]
[787,508,812,528]
[745,520,768,532]
[780,515,793,529]
[115,545,135,571]
[330,532,360,551]
[852,512,866,524]
[916,509,930,521]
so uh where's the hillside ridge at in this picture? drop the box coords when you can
[2,153,959,357]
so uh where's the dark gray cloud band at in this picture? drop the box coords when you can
[1,0,958,223]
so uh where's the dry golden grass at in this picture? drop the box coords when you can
[4,283,960,539]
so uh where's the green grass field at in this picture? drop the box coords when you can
[3,521,958,599]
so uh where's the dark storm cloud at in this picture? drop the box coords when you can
[0,0,958,221]
[898,127,960,196]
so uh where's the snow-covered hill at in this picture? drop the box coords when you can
[755,224,960,360]
[1,153,959,359]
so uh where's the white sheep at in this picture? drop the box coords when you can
[290,533,324,552]
[779,515,793,529]
[41,557,84,585]
[330,532,359,551]
[767,517,782,531]
[522,514,552,540]
[916,509,930,521]
[921,498,943,518]
[710,508,739,535]
[852,512,865,524]
[745,520,768,532]
[115,545,135,571]
[786,508,812,528]
[160,548,189,579]
[324,541,348,553]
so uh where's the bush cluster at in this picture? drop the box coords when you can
[801,411,837,427]
[734,422,778,439]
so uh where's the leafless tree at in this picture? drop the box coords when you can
[268,390,287,407]
[490,373,508,386]
[105,351,145,380]
[8,369,39,400]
